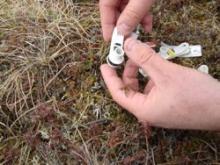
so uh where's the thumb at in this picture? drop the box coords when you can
[124,38,168,80]
[117,0,154,36]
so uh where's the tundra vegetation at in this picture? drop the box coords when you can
[0,0,219,164]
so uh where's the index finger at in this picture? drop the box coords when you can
[99,0,120,41]
[117,0,155,36]
[100,64,148,117]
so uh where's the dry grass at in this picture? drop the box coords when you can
[0,0,219,164]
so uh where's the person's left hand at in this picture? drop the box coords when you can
[99,0,154,41]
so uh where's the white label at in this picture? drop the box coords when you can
[159,42,202,59]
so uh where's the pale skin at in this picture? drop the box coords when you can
[99,0,220,130]
[99,0,154,41]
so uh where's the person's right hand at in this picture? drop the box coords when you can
[99,0,155,41]
[101,38,220,131]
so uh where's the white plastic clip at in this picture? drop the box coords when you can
[198,65,209,74]
[107,28,125,68]
[107,26,141,68]
[159,42,202,60]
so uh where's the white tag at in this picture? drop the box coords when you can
[182,45,202,57]
[159,42,202,59]
[107,27,140,68]
[107,28,125,67]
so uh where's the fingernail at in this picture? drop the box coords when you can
[125,38,136,52]
[118,23,132,35]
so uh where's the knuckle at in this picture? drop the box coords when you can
[125,7,141,22]
[137,47,154,66]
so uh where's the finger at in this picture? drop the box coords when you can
[99,0,120,41]
[123,59,139,91]
[100,64,148,116]
[124,37,168,81]
[117,0,155,36]
[141,14,153,33]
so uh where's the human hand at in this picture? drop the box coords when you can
[100,38,220,131]
[99,0,155,41]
